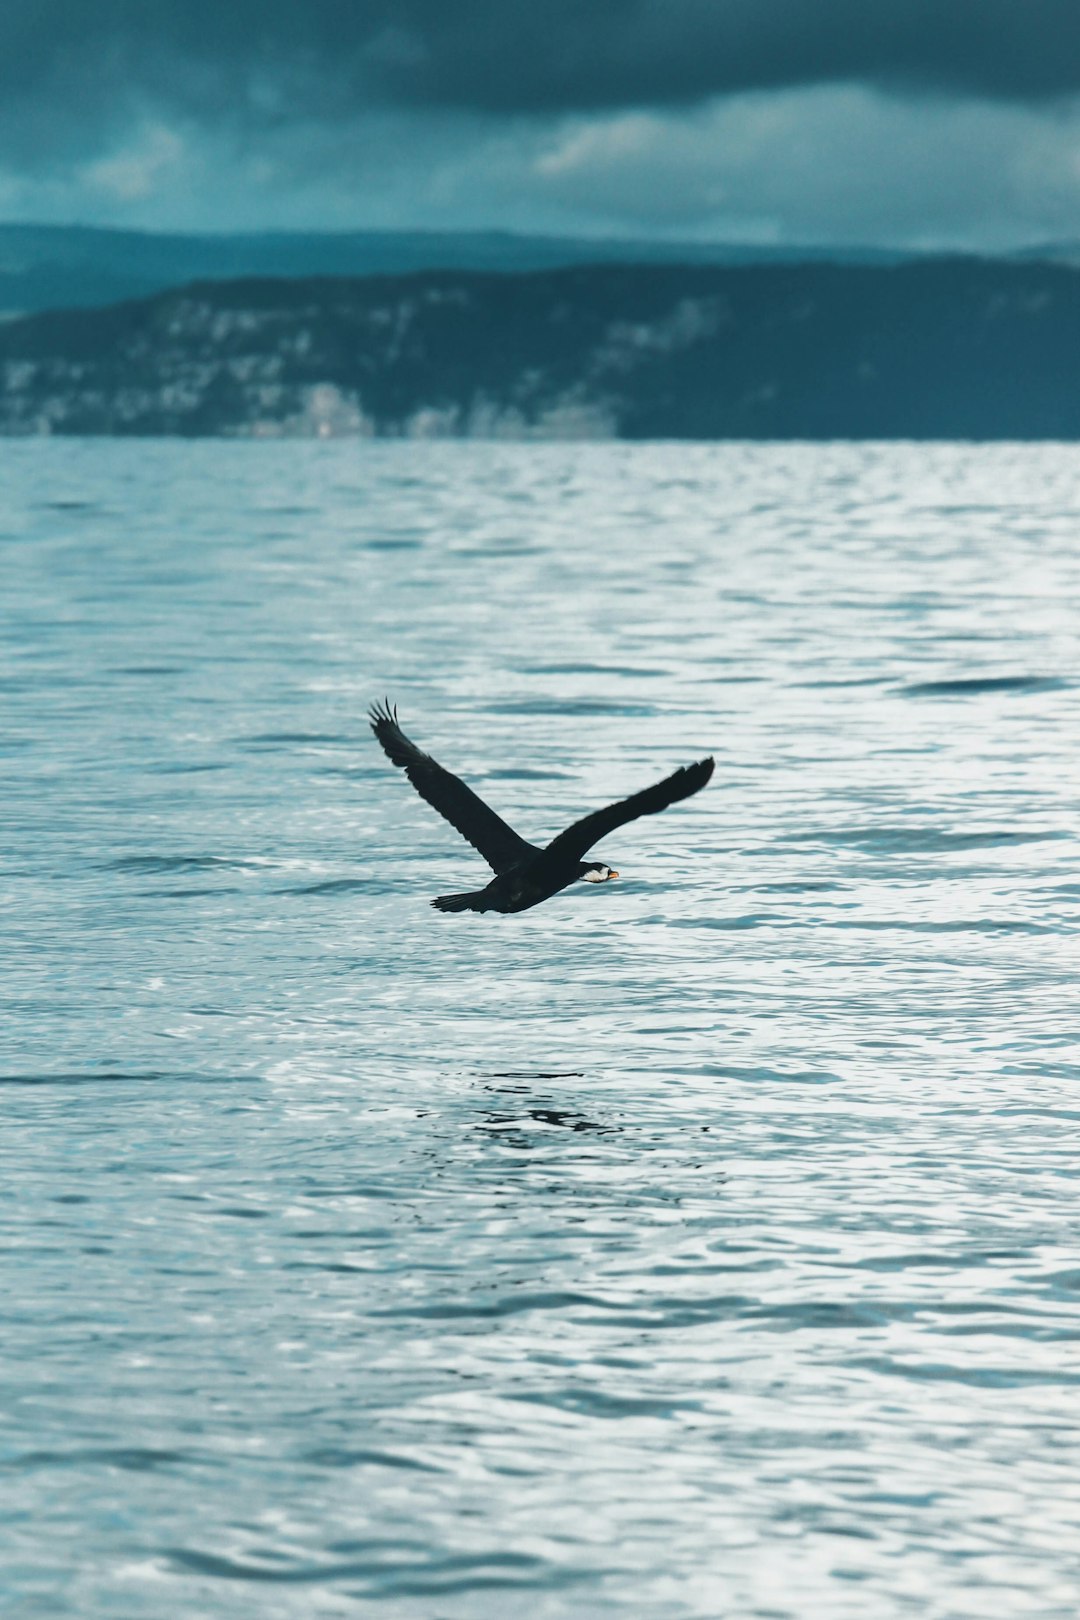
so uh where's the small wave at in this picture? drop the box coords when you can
[0,1069,240,1087]
[299,1446,442,1473]
[372,1289,601,1322]
[668,912,776,930]
[488,1071,585,1080]
[281,877,370,896]
[829,917,1060,935]
[165,1546,550,1594]
[236,731,351,748]
[516,1385,702,1418]
[139,885,242,898]
[692,1062,841,1086]
[10,1446,184,1472]
[113,664,183,677]
[902,674,1069,697]
[797,825,1067,853]
[488,698,658,717]
[104,854,259,872]
[804,675,889,689]
[484,767,575,780]
[152,762,229,775]
[524,662,671,678]
[747,880,847,894]
[845,1355,1080,1389]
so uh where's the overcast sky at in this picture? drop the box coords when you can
[4,2,1080,247]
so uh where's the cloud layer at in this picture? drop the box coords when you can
[4,4,1080,247]
[4,0,1080,140]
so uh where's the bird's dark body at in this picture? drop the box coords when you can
[433,855,597,914]
[368,701,714,915]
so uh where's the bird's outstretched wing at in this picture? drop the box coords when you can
[369,702,535,874]
[535,757,715,873]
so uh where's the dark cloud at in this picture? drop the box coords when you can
[3,0,1080,145]
[385,2,1080,110]
[6,2,1080,250]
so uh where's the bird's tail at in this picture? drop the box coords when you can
[431,889,490,913]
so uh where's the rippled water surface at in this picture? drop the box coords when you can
[3,440,1080,1618]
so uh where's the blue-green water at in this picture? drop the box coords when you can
[3,440,1079,1618]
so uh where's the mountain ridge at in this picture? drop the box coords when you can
[2,258,1079,439]
[0,222,916,319]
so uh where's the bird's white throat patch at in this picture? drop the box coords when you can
[583,865,618,883]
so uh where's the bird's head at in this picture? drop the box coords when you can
[581,862,619,884]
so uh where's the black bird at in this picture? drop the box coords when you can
[369,701,714,914]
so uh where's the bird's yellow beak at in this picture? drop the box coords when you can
[608,870,620,881]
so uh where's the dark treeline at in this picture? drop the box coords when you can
[1,259,1079,438]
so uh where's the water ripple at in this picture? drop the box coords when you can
[3,439,1079,1620]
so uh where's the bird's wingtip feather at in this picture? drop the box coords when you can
[368,698,400,731]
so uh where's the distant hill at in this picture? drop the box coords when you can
[2,259,1080,439]
[0,223,915,317]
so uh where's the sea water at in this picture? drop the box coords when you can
[2,439,1079,1618]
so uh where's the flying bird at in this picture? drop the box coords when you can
[369,701,714,914]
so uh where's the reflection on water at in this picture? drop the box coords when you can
[476,1075,615,1146]
[3,439,1080,1619]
